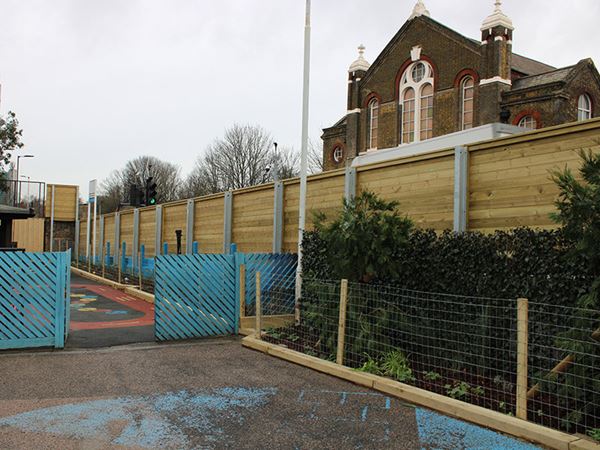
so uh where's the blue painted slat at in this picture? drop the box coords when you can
[0,251,69,350]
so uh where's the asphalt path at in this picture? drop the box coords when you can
[67,275,154,348]
[0,339,542,449]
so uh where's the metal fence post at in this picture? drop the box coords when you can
[223,191,233,254]
[74,186,80,264]
[453,145,469,232]
[344,165,357,202]
[186,199,195,254]
[155,205,163,256]
[336,279,349,365]
[99,215,105,266]
[517,297,529,420]
[255,271,262,339]
[114,212,121,268]
[272,181,284,253]
[132,209,140,271]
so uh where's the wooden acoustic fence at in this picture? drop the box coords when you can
[77,118,600,262]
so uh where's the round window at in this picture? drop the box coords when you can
[333,146,344,163]
[411,62,426,82]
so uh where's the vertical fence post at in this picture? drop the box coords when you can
[54,252,66,348]
[114,212,121,268]
[517,297,529,420]
[74,186,80,266]
[132,208,140,271]
[239,264,246,319]
[255,271,262,339]
[155,205,163,256]
[163,242,169,255]
[186,199,195,254]
[336,279,349,365]
[453,145,469,232]
[101,239,105,279]
[99,215,105,267]
[223,191,233,254]
[344,165,357,202]
[138,251,143,290]
[272,181,284,253]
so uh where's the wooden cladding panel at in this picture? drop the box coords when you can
[232,188,273,253]
[79,220,88,255]
[357,155,455,230]
[104,215,116,252]
[139,209,156,257]
[282,182,299,253]
[468,131,598,231]
[194,196,223,254]
[11,218,45,252]
[163,203,187,254]
[120,212,134,256]
[46,185,78,221]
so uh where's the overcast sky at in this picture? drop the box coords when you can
[1,0,599,198]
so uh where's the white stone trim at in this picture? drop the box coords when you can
[494,36,504,41]
[481,40,488,45]
[347,108,361,114]
[479,76,512,86]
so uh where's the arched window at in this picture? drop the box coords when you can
[399,60,434,144]
[578,94,592,121]
[518,115,537,129]
[461,77,475,130]
[333,146,344,163]
[420,84,433,141]
[402,88,416,144]
[367,98,379,149]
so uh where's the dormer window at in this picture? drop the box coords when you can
[399,60,435,144]
[578,94,592,121]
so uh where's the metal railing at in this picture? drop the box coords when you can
[0,179,46,216]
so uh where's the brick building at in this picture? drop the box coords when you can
[322,0,600,170]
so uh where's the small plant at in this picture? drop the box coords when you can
[381,350,414,382]
[588,429,600,442]
[498,401,506,412]
[471,386,485,397]
[357,355,383,375]
[424,371,442,381]
[265,327,281,339]
[445,381,470,400]
[286,332,300,342]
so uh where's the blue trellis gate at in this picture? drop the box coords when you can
[154,254,238,340]
[0,250,71,350]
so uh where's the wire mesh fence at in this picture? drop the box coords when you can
[261,277,600,438]
[72,255,155,293]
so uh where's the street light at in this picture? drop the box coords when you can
[15,154,34,205]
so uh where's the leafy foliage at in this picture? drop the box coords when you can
[357,350,414,382]
[0,111,24,167]
[312,191,413,282]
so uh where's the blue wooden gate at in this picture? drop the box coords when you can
[0,251,71,350]
[154,254,237,341]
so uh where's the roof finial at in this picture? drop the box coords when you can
[481,0,513,31]
[409,0,431,20]
[349,44,370,73]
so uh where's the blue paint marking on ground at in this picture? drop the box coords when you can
[415,408,542,450]
[0,387,277,449]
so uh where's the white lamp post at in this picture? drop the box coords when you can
[15,154,34,205]
[295,0,311,322]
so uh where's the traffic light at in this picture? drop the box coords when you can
[145,177,158,206]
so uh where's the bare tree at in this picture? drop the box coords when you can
[100,156,182,212]
[308,138,324,174]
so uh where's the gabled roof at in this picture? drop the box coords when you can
[512,53,556,76]
[512,66,574,90]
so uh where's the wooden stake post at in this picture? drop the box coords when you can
[255,272,262,339]
[516,297,529,420]
[336,279,349,366]
[239,264,246,319]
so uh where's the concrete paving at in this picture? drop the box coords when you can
[0,340,542,449]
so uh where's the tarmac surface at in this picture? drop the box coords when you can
[0,339,542,450]
[67,275,154,348]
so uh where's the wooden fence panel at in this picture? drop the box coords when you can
[163,203,187,253]
[468,128,600,232]
[194,196,224,254]
[357,153,455,230]
[232,187,274,253]
[104,215,115,251]
[46,185,78,221]
[11,218,45,252]
[139,208,156,257]
[120,212,134,256]
[282,181,299,253]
